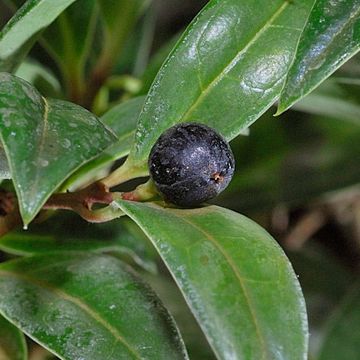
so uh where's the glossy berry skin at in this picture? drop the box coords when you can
[148,122,235,207]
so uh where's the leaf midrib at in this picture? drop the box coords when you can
[126,202,269,359]
[176,212,268,360]
[179,1,290,124]
[0,269,141,359]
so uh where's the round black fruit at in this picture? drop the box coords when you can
[148,122,235,207]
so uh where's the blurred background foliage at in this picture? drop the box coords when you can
[0,0,359,359]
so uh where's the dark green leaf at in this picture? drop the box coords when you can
[318,284,360,360]
[128,0,314,165]
[0,254,188,359]
[0,0,80,72]
[0,73,116,225]
[142,271,216,360]
[0,313,27,360]
[116,200,308,360]
[277,0,360,113]
[0,212,156,273]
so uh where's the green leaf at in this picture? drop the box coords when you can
[0,212,156,273]
[277,0,360,113]
[116,200,309,360]
[0,0,80,72]
[0,313,27,360]
[15,58,61,98]
[128,0,315,164]
[41,0,98,100]
[291,77,360,125]
[142,271,216,360]
[139,33,180,94]
[0,254,188,359]
[0,146,10,180]
[0,73,116,225]
[64,96,144,189]
[318,284,360,360]
[98,0,149,34]
[96,0,151,72]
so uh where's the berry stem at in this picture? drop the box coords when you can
[121,179,158,202]
[99,159,148,189]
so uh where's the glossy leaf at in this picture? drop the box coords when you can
[0,212,156,273]
[116,200,309,360]
[0,313,27,360]
[65,96,144,188]
[318,284,360,360]
[0,0,79,72]
[0,73,116,224]
[0,254,188,359]
[143,271,216,360]
[278,0,360,113]
[128,0,315,164]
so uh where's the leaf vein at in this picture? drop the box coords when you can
[0,270,141,359]
[177,214,268,359]
[180,1,290,122]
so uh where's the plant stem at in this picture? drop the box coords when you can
[99,159,149,189]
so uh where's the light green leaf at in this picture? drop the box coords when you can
[0,146,10,180]
[277,0,360,113]
[0,212,156,273]
[0,72,117,225]
[0,313,27,360]
[0,254,188,360]
[128,0,315,164]
[0,0,80,72]
[318,284,360,360]
[116,200,308,360]
[41,0,98,100]
[15,58,61,97]
[291,78,360,125]
[64,96,144,189]
[96,0,151,72]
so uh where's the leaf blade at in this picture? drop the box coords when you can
[0,213,156,273]
[0,314,27,360]
[64,96,144,188]
[318,284,360,360]
[116,201,309,360]
[0,0,80,72]
[129,0,314,164]
[0,73,116,224]
[277,0,360,113]
[0,254,188,360]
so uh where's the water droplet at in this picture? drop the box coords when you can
[61,138,71,149]
[39,159,49,167]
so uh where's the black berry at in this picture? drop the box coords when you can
[148,122,235,207]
